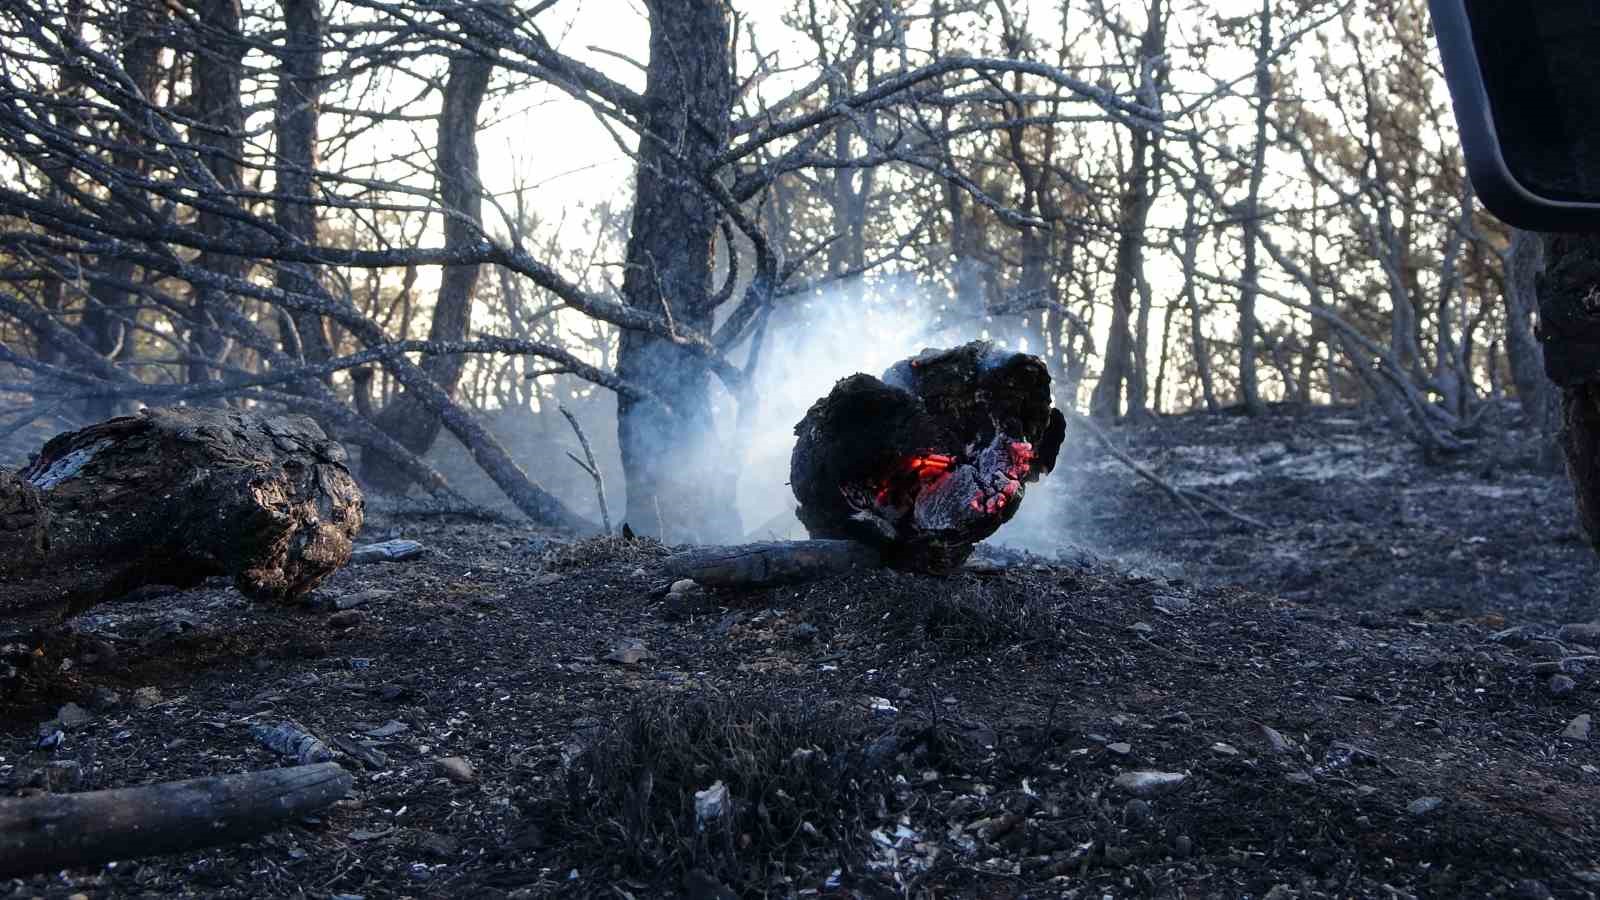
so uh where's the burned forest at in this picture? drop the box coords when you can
[2,0,1600,897]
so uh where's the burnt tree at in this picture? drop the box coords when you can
[273,0,333,376]
[615,0,738,541]
[0,407,362,625]
[364,49,494,492]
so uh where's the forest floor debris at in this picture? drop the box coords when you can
[1,403,1598,897]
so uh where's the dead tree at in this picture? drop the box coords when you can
[364,48,495,493]
[0,407,362,625]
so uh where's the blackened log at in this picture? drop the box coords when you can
[0,763,351,878]
[663,539,883,588]
[0,406,362,625]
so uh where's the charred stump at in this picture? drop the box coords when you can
[790,342,1066,571]
[1,407,363,625]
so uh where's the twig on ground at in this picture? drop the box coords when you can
[559,404,611,535]
[1067,411,1270,531]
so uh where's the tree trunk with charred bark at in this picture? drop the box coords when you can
[189,0,248,389]
[80,2,164,419]
[364,51,493,493]
[1,407,362,626]
[1090,0,1165,420]
[1537,231,1600,550]
[1236,0,1272,417]
[614,0,738,542]
[273,0,332,379]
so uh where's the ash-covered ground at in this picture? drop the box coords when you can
[3,402,1599,898]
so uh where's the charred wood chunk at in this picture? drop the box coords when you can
[790,341,1066,572]
[1,407,363,625]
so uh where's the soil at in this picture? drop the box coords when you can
[3,402,1600,899]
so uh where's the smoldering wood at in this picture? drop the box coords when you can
[663,539,884,588]
[0,763,351,879]
[789,341,1066,571]
[0,406,363,626]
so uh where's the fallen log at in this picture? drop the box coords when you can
[664,539,883,588]
[0,762,352,878]
[1,406,363,625]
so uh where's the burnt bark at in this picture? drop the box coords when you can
[1537,232,1600,550]
[614,0,737,541]
[364,50,493,492]
[1,407,363,626]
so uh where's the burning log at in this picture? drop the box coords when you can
[790,342,1066,571]
[1,407,363,626]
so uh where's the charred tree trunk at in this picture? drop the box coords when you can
[1,407,362,626]
[364,51,493,493]
[273,0,332,380]
[188,0,248,389]
[80,2,163,419]
[1236,0,1272,417]
[614,0,737,542]
[1090,0,1165,420]
[1537,231,1600,550]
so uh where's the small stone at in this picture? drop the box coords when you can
[88,687,122,710]
[1407,796,1443,816]
[1173,835,1193,857]
[1516,878,1553,900]
[1549,674,1577,697]
[328,610,364,630]
[1122,799,1152,827]
[56,703,92,729]
[603,638,653,666]
[1563,713,1592,741]
[1112,771,1187,798]
[1260,724,1293,754]
[694,780,730,830]
[669,578,700,595]
[435,756,476,784]
[417,831,460,859]
[1129,622,1155,635]
[1285,772,1316,787]
[1263,886,1294,900]
[131,686,163,709]
[1152,595,1193,615]
[1211,742,1239,756]
[1106,742,1132,755]
[364,719,409,738]
[533,572,563,586]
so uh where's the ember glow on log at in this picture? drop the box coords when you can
[790,341,1067,571]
